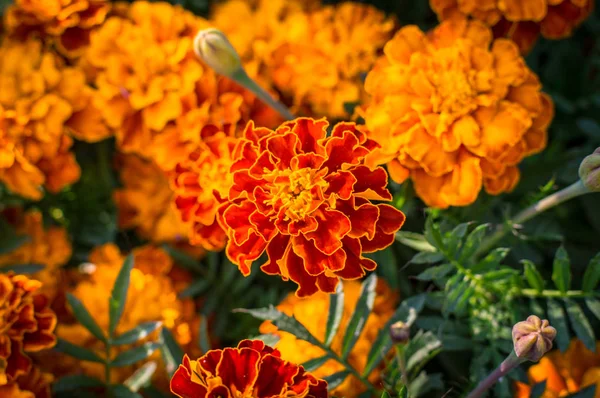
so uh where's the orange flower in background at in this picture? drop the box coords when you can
[218,118,406,297]
[4,0,111,57]
[53,244,200,384]
[114,155,190,243]
[362,18,554,209]
[0,366,53,398]
[171,339,328,398]
[514,340,600,397]
[430,0,594,53]
[172,126,238,251]
[260,279,398,397]
[0,209,72,300]
[0,273,57,386]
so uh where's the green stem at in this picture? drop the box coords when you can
[105,341,111,388]
[476,181,590,258]
[518,288,600,299]
[232,69,295,121]
[395,344,410,390]
[322,346,379,393]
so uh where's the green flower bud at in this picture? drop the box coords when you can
[512,315,556,362]
[193,28,242,77]
[579,147,600,192]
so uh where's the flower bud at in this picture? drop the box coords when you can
[193,28,242,77]
[579,147,600,192]
[512,315,556,362]
[390,321,410,344]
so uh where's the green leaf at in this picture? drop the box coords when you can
[160,328,185,377]
[0,218,30,255]
[405,331,442,374]
[54,339,105,363]
[66,293,106,343]
[109,254,135,336]
[198,317,211,353]
[473,248,510,272]
[416,264,453,281]
[301,355,330,372]
[124,361,157,392]
[409,372,444,397]
[109,385,143,398]
[424,217,444,249]
[398,385,409,398]
[582,253,600,292]
[458,224,489,263]
[411,252,445,265]
[445,222,471,254]
[547,299,570,352]
[0,264,45,274]
[551,246,571,293]
[323,370,350,390]
[324,283,345,347]
[529,380,547,398]
[395,231,437,252]
[565,385,597,398]
[162,245,203,273]
[178,279,210,299]
[380,392,392,398]
[111,342,161,367]
[252,333,280,347]
[52,375,104,393]
[585,298,600,321]
[112,321,163,346]
[443,274,472,315]
[522,260,545,292]
[340,274,377,360]
[370,247,399,290]
[564,299,596,352]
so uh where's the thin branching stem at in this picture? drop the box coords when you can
[322,345,379,393]
[518,288,600,299]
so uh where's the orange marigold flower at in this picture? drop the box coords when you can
[259,279,398,397]
[0,209,72,300]
[0,274,57,386]
[218,118,406,297]
[0,366,53,398]
[4,0,111,58]
[514,339,600,397]
[171,340,328,398]
[172,126,238,251]
[430,0,594,53]
[362,18,554,209]
[114,155,190,243]
[54,244,201,385]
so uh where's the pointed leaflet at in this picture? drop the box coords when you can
[585,298,600,321]
[416,264,453,281]
[522,260,545,292]
[323,370,351,390]
[551,246,571,293]
[411,252,445,265]
[458,224,489,263]
[0,217,29,255]
[529,380,547,398]
[564,299,596,352]
[110,385,144,398]
[52,375,104,393]
[160,328,185,377]
[301,355,331,372]
[445,222,471,256]
[473,248,510,272]
[405,331,442,374]
[124,362,157,392]
[340,274,377,360]
[547,299,570,352]
[582,253,600,292]
[324,282,345,347]
[54,339,105,363]
[109,254,135,336]
[66,293,106,343]
[112,321,163,346]
[0,264,45,274]
[198,317,211,353]
[111,342,162,367]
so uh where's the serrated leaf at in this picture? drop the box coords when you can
[551,247,571,293]
[110,385,143,398]
[252,333,280,347]
[340,274,377,360]
[66,293,106,343]
[198,317,211,353]
[582,253,600,292]
[111,342,161,367]
[416,264,453,281]
[473,248,510,272]
[52,375,104,393]
[547,299,570,352]
[523,261,545,292]
[160,328,184,377]
[109,254,135,336]
[411,252,445,265]
[301,355,330,372]
[112,321,163,346]
[54,339,105,363]
[323,370,350,390]
[0,263,45,274]
[564,299,596,352]
[124,361,157,392]
[324,283,344,347]
[458,224,489,263]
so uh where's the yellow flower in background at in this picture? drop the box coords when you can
[0,209,72,300]
[514,340,600,397]
[4,0,111,58]
[259,279,398,397]
[362,18,554,209]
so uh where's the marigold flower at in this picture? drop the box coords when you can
[430,0,594,53]
[0,366,52,398]
[259,279,397,397]
[172,126,238,251]
[218,118,406,297]
[0,209,72,300]
[0,274,57,386]
[53,244,201,385]
[4,0,111,57]
[170,339,328,398]
[362,18,554,209]
[514,339,600,397]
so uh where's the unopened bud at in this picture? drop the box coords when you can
[579,147,600,192]
[390,321,410,344]
[193,28,242,77]
[512,315,556,362]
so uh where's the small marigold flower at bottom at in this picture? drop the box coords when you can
[170,340,328,398]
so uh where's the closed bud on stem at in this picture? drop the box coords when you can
[193,28,242,77]
[512,315,556,362]
[390,321,410,344]
[579,147,600,192]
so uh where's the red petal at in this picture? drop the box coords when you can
[266,132,300,168]
[225,231,267,275]
[289,118,328,154]
[231,140,259,173]
[222,201,257,246]
[285,250,320,297]
[291,235,346,274]
[290,153,326,171]
[315,273,340,294]
[230,171,262,201]
[260,234,290,276]
[249,151,276,178]
[254,354,300,396]
[324,170,357,200]
[216,347,260,392]
[337,198,379,239]
[249,210,277,242]
[334,237,376,279]
[171,359,207,398]
[375,203,406,234]
[322,130,364,172]
[351,166,393,200]
[303,209,351,255]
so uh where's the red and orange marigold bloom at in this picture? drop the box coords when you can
[430,0,594,53]
[171,340,328,398]
[0,366,53,398]
[172,126,238,251]
[0,274,57,386]
[362,18,554,209]
[218,118,406,297]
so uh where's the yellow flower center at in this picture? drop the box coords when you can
[431,69,477,114]
[198,159,233,198]
[264,168,328,221]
